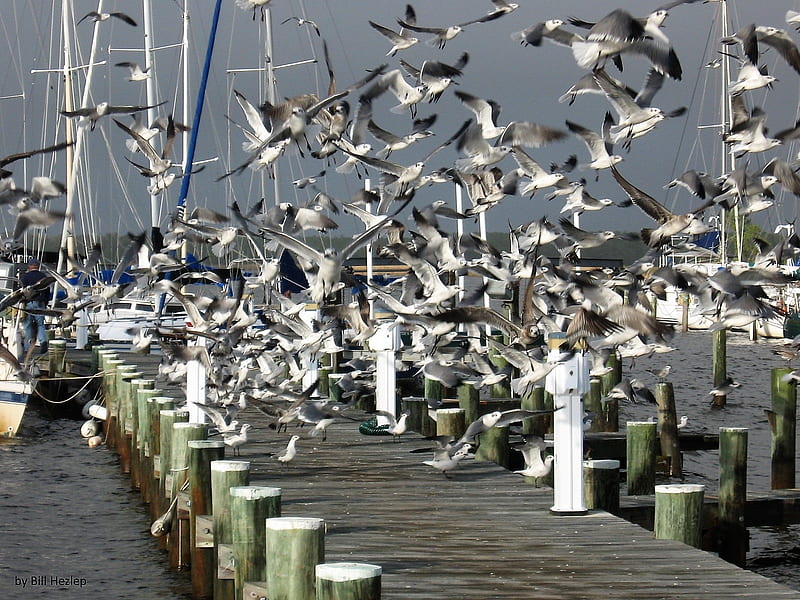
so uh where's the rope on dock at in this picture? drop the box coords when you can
[33,372,105,405]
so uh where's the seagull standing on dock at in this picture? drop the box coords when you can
[423,443,472,478]
[513,436,554,483]
[224,424,252,456]
[277,435,301,465]
[374,411,410,442]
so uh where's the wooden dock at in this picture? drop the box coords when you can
[72,349,800,599]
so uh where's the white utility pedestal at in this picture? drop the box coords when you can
[370,321,400,418]
[545,332,589,515]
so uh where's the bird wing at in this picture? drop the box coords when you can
[611,165,674,223]
[107,100,167,115]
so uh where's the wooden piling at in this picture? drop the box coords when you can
[436,408,465,439]
[655,382,682,477]
[422,380,442,438]
[521,386,546,437]
[102,358,124,449]
[489,333,511,398]
[150,398,176,519]
[159,409,189,524]
[718,427,748,566]
[47,339,67,376]
[584,378,605,433]
[600,351,621,396]
[769,368,796,489]
[128,378,154,491]
[711,329,727,408]
[679,292,689,333]
[474,426,509,469]
[654,484,705,548]
[424,377,443,407]
[116,367,140,474]
[315,563,382,600]
[457,383,479,426]
[169,422,208,569]
[188,440,225,600]
[318,367,331,397]
[583,460,620,514]
[328,373,343,404]
[265,517,326,600]
[211,460,250,600]
[136,387,159,504]
[400,397,427,434]
[626,421,657,495]
[230,486,281,599]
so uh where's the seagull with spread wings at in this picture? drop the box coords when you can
[611,165,699,248]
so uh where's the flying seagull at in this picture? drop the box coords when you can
[77,11,137,27]
[62,100,167,131]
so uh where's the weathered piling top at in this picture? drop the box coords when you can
[81,349,798,599]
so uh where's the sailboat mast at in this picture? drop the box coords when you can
[57,0,105,277]
[719,0,742,264]
[142,0,161,250]
[264,7,280,205]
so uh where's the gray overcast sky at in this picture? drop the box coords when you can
[2,0,800,254]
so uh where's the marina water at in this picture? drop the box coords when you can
[1,329,799,596]
[0,407,191,599]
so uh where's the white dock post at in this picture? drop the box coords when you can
[186,335,207,424]
[545,332,589,515]
[301,304,320,393]
[75,302,89,349]
[370,321,400,417]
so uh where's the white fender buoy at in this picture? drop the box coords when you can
[82,398,97,419]
[88,404,108,421]
[80,419,100,438]
[87,435,103,448]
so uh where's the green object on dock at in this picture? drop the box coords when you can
[626,421,657,495]
[654,484,705,548]
[316,563,382,600]
[266,517,325,600]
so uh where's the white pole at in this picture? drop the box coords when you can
[455,183,465,300]
[141,0,161,232]
[300,305,320,393]
[371,322,399,418]
[545,333,589,515]
[186,336,207,423]
[365,179,374,319]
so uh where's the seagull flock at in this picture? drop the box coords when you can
[5,2,800,474]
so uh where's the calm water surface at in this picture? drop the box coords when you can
[616,329,799,591]
[0,329,797,596]
[0,406,191,599]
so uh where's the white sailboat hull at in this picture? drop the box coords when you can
[0,379,35,437]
